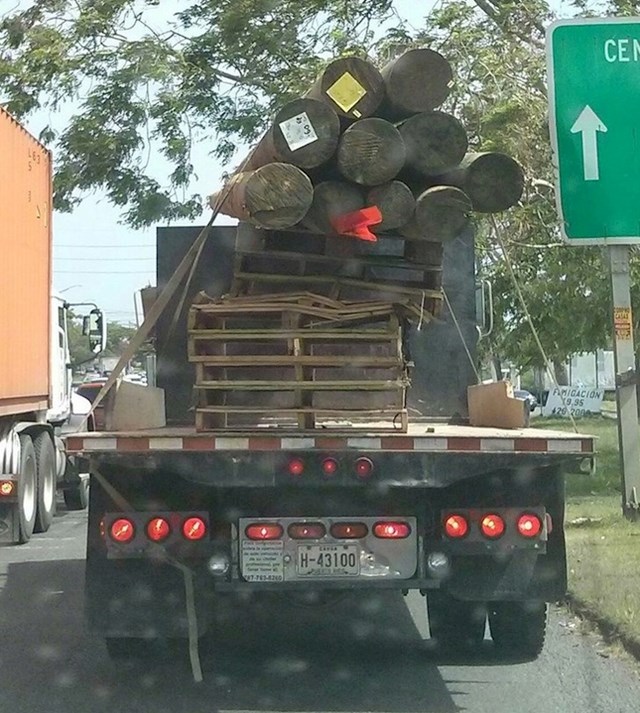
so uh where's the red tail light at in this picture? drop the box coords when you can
[444,514,469,538]
[109,518,135,543]
[146,517,171,542]
[480,513,505,539]
[182,516,208,541]
[330,522,368,539]
[245,523,284,540]
[322,457,339,476]
[288,522,326,539]
[355,457,374,479]
[517,513,542,538]
[288,458,305,476]
[373,521,411,539]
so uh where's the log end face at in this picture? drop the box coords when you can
[367,180,416,232]
[466,152,525,212]
[337,118,406,185]
[313,56,385,120]
[246,163,314,229]
[382,47,454,118]
[400,111,468,177]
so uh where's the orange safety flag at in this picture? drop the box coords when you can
[330,206,382,242]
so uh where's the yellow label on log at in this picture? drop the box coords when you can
[326,72,367,113]
[614,307,633,340]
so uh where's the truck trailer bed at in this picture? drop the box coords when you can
[66,422,595,456]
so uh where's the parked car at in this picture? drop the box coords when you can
[514,389,538,412]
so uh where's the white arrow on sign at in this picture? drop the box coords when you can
[570,105,607,181]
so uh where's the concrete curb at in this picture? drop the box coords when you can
[564,592,640,661]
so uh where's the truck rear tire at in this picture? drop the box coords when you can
[488,601,547,660]
[428,591,486,650]
[64,479,89,511]
[34,432,57,533]
[17,435,37,544]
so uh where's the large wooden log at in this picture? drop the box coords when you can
[380,48,453,120]
[367,181,416,232]
[434,152,525,213]
[244,98,341,171]
[399,185,471,242]
[210,163,313,229]
[399,111,468,177]
[307,56,385,121]
[301,180,365,234]
[336,118,406,186]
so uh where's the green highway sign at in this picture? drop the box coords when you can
[547,17,640,244]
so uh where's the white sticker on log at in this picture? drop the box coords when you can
[241,540,284,582]
[278,112,319,152]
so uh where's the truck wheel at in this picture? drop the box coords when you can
[488,601,547,660]
[34,432,57,533]
[17,436,37,544]
[64,478,89,511]
[428,591,486,650]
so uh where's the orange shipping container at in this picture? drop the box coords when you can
[0,106,52,417]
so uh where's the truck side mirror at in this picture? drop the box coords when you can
[84,309,107,354]
[475,280,494,340]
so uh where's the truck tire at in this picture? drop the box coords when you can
[488,601,547,660]
[34,432,57,533]
[428,591,486,650]
[17,435,37,544]
[64,479,89,511]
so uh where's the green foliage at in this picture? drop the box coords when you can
[0,0,394,226]
[403,0,640,371]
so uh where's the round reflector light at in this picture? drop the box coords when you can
[373,521,411,539]
[355,457,374,479]
[288,458,305,476]
[322,458,339,476]
[245,523,284,540]
[517,513,542,538]
[182,516,208,541]
[0,481,15,496]
[444,514,469,538]
[109,518,135,543]
[480,513,505,539]
[146,517,171,542]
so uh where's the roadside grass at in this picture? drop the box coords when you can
[534,415,620,496]
[535,417,640,648]
[565,495,640,649]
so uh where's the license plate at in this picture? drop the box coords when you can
[297,544,359,577]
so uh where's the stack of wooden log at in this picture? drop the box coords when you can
[189,48,524,431]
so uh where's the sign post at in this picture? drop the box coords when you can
[547,18,640,518]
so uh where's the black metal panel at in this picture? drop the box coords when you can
[406,228,477,419]
[156,225,237,424]
[156,224,477,423]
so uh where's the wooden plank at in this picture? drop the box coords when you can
[188,355,402,366]
[233,271,442,298]
[194,380,406,390]
[188,329,397,340]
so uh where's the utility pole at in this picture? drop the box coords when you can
[609,245,640,519]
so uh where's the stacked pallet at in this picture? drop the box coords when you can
[188,293,408,431]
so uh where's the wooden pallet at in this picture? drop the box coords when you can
[188,294,407,431]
